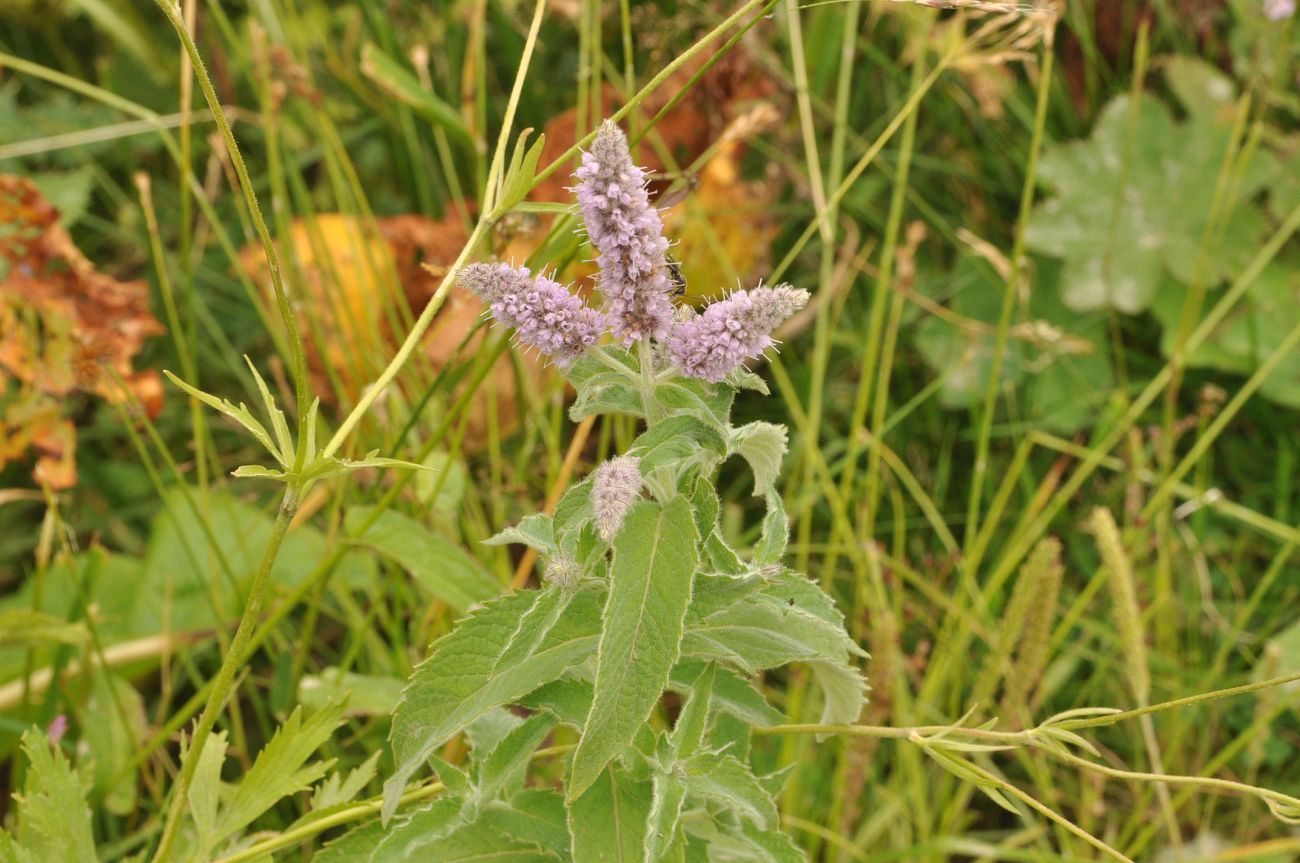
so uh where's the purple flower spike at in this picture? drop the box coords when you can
[591,455,643,541]
[1264,0,1295,18]
[667,285,810,383]
[575,121,675,345]
[460,262,605,368]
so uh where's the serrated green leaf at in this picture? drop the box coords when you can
[0,609,87,647]
[520,676,595,728]
[475,713,555,803]
[569,498,699,799]
[682,753,778,829]
[682,573,866,727]
[669,662,783,727]
[668,663,715,759]
[645,772,689,862]
[301,451,431,485]
[568,765,652,863]
[479,791,571,854]
[164,370,284,466]
[484,513,557,554]
[187,730,228,852]
[731,422,787,497]
[346,507,498,612]
[15,729,96,863]
[628,415,727,474]
[373,796,559,862]
[384,586,603,822]
[311,751,382,812]
[0,832,36,863]
[214,703,346,842]
[753,491,788,566]
[244,355,293,465]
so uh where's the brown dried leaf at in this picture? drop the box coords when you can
[0,175,164,489]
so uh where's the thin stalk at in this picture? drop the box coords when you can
[150,488,299,863]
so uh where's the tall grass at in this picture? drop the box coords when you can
[1,1,1298,860]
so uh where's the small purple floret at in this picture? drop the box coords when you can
[460,262,605,368]
[575,121,675,345]
[667,285,810,383]
[1264,0,1295,18]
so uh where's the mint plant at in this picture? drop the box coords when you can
[318,120,865,860]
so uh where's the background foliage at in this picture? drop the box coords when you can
[1,0,1299,860]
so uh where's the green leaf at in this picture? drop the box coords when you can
[627,415,727,474]
[569,497,700,799]
[311,751,382,812]
[474,713,556,804]
[300,451,432,485]
[683,573,866,727]
[669,662,783,728]
[682,752,778,829]
[360,43,472,145]
[730,422,788,497]
[81,668,145,815]
[484,513,557,555]
[372,797,559,862]
[497,129,547,214]
[164,370,284,466]
[0,610,87,647]
[0,832,36,863]
[565,350,644,421]
[645,772,689,862]
[479,791,571,856]
[15,729,96,863]
[1027,82,1273,313]
[244,355,293,466]
[214,702,346,842]
[753,491,788,566]
[187,730,228,852]
[567,765,652,863]
[299,668,405,717]
[384,586,603,822]
[668,663,715,759]
[345,507,498,612]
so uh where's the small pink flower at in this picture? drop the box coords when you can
[575,121,675,345]
[47,714,69,745]
[1264,0,1295,19]
[460,262,605,367]
[667,285,809,382]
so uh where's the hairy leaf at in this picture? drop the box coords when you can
[568,765,652,863]
[730,422,787,497]
[682,752,778,829]
[385,585,603,821]
[569,498,699,799]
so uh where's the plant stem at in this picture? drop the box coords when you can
[152,0,311,466]
[149,487,299,863]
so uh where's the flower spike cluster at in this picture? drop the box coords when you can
[466,119,807,383]
[460,262,604,368]
[575,121,675,344]
[667,285,810,383]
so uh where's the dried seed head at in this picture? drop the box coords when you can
[575,121,674,344]
[591,455,643,541]
[667,284,810,382]
[460,262,605,367]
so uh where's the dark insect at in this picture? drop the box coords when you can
[666,256,687,297]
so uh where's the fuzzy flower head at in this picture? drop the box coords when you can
[575,121,675,345]
[667,284,810,383]
[460,262,605,368]
[1264,0,1295,18]
[591,455,643,542]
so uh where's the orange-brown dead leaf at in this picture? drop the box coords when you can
[0,175,164,489]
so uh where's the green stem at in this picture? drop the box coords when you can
[149,487,300,863]
[152,0,311,467]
